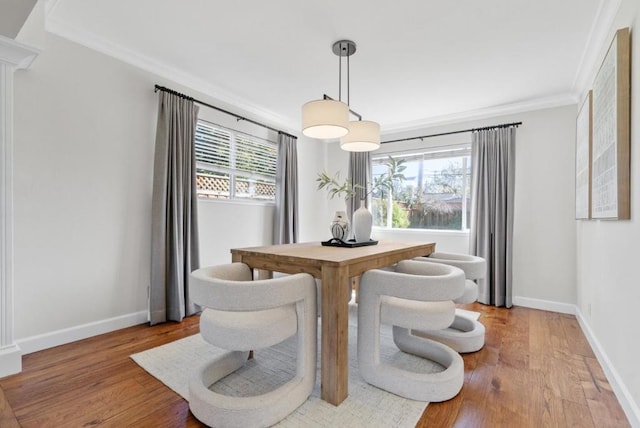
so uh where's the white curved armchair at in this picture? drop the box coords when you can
[188,263,317,428]
[357,260,466,402]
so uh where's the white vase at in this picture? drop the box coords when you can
[330,211,350,241]
[352,200,372,243]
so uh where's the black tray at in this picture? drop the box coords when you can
[321,238,378,248]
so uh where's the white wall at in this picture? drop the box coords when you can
[575,0,640,423]
[298,134,330,242]
[14,3,154,342]
[11,1,324,352]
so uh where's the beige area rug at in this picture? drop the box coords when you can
[131,306,480,427]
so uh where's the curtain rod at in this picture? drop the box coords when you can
[154,85,296,139]
[382,121,522,145]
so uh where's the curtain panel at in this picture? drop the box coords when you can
[150,91,200,325]
[273,133,299,244]
[348,152,372,222]
[469,127,516,308]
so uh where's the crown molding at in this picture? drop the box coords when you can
[0,34,40,69]
[571,0,623,97]
[381,93,578,134]
[43,16,298,135]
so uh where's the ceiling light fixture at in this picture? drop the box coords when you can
[301,40,380,152]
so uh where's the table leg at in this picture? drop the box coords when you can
[320,265,350,405]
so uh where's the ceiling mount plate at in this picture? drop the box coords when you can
[332,40,356,57]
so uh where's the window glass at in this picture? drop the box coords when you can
[372,145,471,230]
[194,120,277,201]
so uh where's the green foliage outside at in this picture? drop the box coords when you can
[372,198,410,228]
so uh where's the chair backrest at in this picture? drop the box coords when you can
[360,260,465,302]
[419,252,486,280]
[190,263,316,312]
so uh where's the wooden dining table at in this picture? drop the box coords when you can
[230,240,436,406]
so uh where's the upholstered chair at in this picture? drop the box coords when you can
[357,260,466,402]
[412,252,487,353]
[188,263,317,428]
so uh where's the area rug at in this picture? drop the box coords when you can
[131,306,479,427]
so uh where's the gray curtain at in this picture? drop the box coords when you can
[273,133,299,244]
[469,127,516,308]
[348,152,371,222]
[150,91,200,325]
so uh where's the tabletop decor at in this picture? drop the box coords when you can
[316,156,406,242]
[321,237,378,247]
[330,211,350,240]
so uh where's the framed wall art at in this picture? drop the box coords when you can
[575,91,592,219]
[591,27,630,220]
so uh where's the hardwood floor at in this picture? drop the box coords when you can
[0,303,629,427]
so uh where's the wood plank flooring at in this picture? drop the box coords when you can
[0,303,629,427]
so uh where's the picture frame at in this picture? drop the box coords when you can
[575,91,592,219]
[590,27,631,220]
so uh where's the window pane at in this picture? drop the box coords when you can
[195,123,231,168]
[195,170,230,199]
[235,176,276,200]
[372,147,471,230]
[235,136,277,177]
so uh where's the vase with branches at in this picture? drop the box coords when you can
[316,157,406,242]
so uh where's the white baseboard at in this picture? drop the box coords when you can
[512,296,576,314]
[575,308,640,427]
[0,344,22,378]
[16,311,148,355]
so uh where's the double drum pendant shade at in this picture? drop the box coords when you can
[341,120,381,152]
[301,40,380,152]
[302,99,349,139]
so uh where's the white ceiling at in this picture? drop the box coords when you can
[44,0,613,133]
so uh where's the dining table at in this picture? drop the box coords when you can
[230,239,436,406]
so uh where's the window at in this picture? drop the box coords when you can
[371,144,471,231]
[194,120,278,201]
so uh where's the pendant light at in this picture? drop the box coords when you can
[340,120,381,152]
[301,40,380,151]
[301,99,349,139]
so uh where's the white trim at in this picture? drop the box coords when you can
[0,35,40,69]
[373,227,469,237]
[16,311,148,355]
[0,344,21,377]
[512,296,576,315]
[0,38,39,378]
[0,63,18,377]
[571,0,623,96]
[575,308,640,427]
[381,93,577,134]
